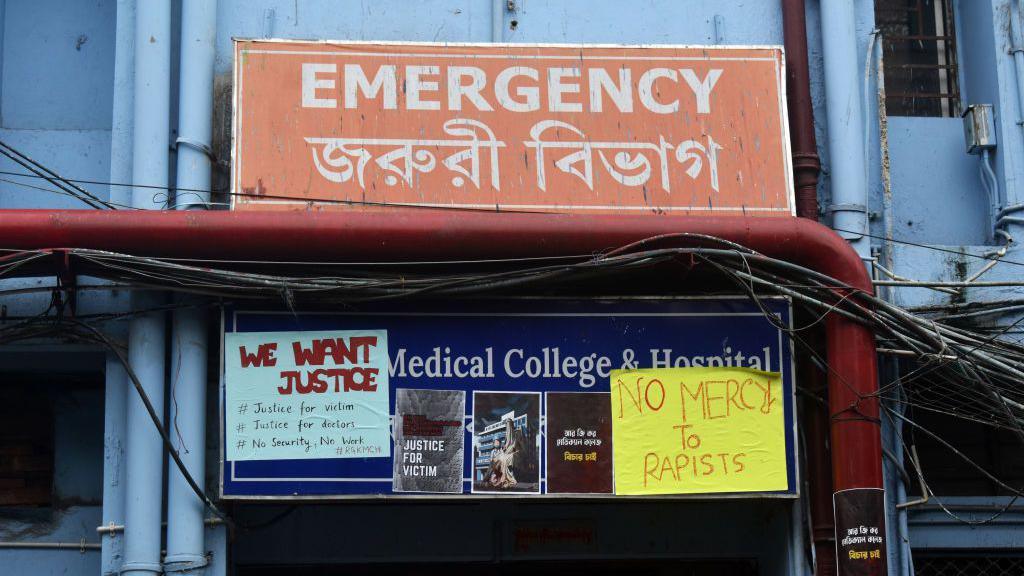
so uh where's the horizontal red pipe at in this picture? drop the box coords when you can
[0,209,881,490]
[2,210,861,282]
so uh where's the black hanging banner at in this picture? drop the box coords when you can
[834,488,888,576]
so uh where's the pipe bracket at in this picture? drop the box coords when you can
[173,138,217,163]
[52,249,76,317]
[97,522,125,535]
[164,553,210,574]
[826,203,867,214]
[119,561,164,575]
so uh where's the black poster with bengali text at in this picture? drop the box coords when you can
[393,389,465,493]
[545,392,613,494]
[834,488,888,576]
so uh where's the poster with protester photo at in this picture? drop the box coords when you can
[545,392,613,494]
[393,388,466,493]
[471,391,541,494]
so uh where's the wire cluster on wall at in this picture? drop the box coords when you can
[1,234,1023,523]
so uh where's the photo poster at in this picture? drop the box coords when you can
[393,389,466,493]
[471,391,543,494]
[545,392,614,494]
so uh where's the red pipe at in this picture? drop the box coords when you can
[0,209,882,493]
[782,3,837,571]
[782,0,822,219]
[801,353,838,576]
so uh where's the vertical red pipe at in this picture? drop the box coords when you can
[800,345,836,576]
[783,1,845,573]
[782,0,822,220]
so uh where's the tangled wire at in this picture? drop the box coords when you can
[2,234,1023,522]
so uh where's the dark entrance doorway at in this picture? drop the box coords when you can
[240,558,759,576]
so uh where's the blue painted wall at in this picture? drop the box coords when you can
[0,0,115,209]
[2,1,1024,575]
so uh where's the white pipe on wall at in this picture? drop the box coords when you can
[122,2,172,576]
[820,0,871,259]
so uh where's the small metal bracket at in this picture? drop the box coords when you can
[896,446,929,510]
[96,522,125,535]
[164,554,210,575]
[52,249,76,317]
[826,203,868,214]
[174,137,218,163]
[713,15,726,45]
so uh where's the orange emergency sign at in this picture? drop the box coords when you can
[232,40,793,215]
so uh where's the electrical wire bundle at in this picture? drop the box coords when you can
[2,234,1023,523]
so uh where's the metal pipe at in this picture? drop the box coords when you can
[165,1,217,574]
[108,0,136,208]
[122,2,171,576]
[101,355,129,576]
[171,0,216,211]
[820,0,871,258]
[0,542,101,551]
[789,496,807,575]
[165,309,209,574]
[874,279,1024,288]
[1006,0,1024,239]
[165,308,209,573]
[781,0,822,219]
[101,3,135,575]
[123,297,166,576]
[875,25,896,288]
[801,353,836,576]
[98,518,224,536]
[1011,0,1024,132]
[491,0,503,42]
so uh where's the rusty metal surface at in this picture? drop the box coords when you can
[231,40,793,216]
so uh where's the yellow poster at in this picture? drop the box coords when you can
[610,367,787,496]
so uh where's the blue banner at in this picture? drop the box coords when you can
[221,297,796,498]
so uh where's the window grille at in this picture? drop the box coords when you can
[875,0,961,117]
[914,554,1024,576]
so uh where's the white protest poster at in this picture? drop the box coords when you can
[225,330,390,461]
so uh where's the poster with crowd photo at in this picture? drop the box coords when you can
[472,392,541,494]
[545,392,614,494]
[393,389,466,493]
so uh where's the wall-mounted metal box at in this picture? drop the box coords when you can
[962,104,997,154]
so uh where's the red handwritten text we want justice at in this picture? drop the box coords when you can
[238,336,381,395]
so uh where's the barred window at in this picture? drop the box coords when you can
[875,0,961,117]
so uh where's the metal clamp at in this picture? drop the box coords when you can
[96,522,125,535]
[173,137,217,163]
[896,446,929,510]
[826,203,868,214]
[164,553,210,574]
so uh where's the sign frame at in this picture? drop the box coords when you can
[230,39,795,215]
[219,296,799,500]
